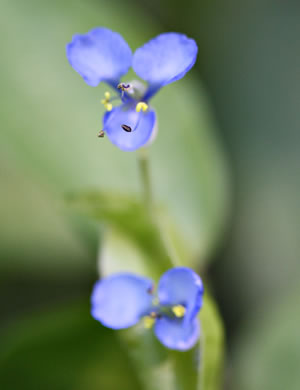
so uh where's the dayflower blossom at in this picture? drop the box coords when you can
[66,28,198,151]
[91,267,204,351]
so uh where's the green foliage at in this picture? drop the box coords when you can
[199,295,224,390]
[0,302,142,390]
[67,191,172,275]
[232,288,300,390]
[67,190,198,275]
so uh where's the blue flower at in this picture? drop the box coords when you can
[91,267,204,351]
[66,28,198,151]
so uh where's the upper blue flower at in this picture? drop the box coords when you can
[66,28,198,151]
[91,267,204,351]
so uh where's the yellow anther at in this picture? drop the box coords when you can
[101,91,113,111]
[104,102,112,111]
[136,102,148,113]
[143,315,155,329]
[172,305,186,318]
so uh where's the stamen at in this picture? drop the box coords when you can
[172,305,186,318]
[97,130,105,138]
[136,102,148,113]
[142,312,157,329]
[121,124,132,132]
[147,286,154,294]
[117,83,131,91]
[121,107,145,133]
[101,91,113,111]
[105,102,113,111]
[117,83,132,101]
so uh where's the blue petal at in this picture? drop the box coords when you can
[157,267,204,324]
[154,316,200,351]
[66,27,132,87]
[104,105,156,151]
[91,273,153,329]
[132,33,198,97]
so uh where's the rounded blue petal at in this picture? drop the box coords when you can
[157,267,204,324]
[91,273,153,329]
[132,33,198,92]
[154,316,200,351]
[66,27,132,87]
[104,105,156,151]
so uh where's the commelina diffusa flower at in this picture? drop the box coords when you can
[66,28,198,151]
[91,267,204,351]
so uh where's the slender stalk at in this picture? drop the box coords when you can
[137,148,153,213]
[137,148,179,267]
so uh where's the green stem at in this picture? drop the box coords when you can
[137,148,153,213]
[137,148,178,267]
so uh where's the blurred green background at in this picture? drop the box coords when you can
[1,0,299,389]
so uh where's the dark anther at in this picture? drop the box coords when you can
[117,83,130,90]
[98,130,105,138]
[121,124,132,132]
[147,286,154,294]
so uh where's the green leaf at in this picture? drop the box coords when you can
[67,190,196,272]
[100,227,162,280]
[99,228,224,390]
[67,191,169,274]
[232,288,300,390]
[198,294,225,390]
[0,302,142,390]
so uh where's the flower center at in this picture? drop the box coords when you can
[172,305,186,318]
[142,304,186,329]
[99,84,150,139]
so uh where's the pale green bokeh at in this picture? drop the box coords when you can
[0,0,229,274]
[0,0,228,389]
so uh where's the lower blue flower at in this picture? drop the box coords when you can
[91,267,204,351]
